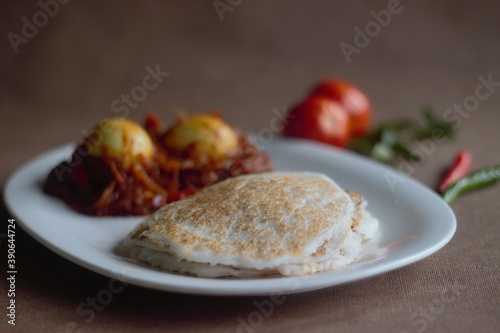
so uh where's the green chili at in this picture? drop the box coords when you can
[442,166,500,204]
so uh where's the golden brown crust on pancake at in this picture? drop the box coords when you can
[131,172,354,269]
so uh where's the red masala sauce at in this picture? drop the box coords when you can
[43,114,273,216]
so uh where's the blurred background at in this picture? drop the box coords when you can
[1,0,500,185]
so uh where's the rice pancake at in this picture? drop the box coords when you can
[124,172,377,277]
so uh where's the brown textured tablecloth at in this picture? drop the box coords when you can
[1,1,499,332]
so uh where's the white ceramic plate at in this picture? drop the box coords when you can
[4,138,456,296]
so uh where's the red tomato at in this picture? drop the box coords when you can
[310,79,371,137]
[283,97,350,147]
